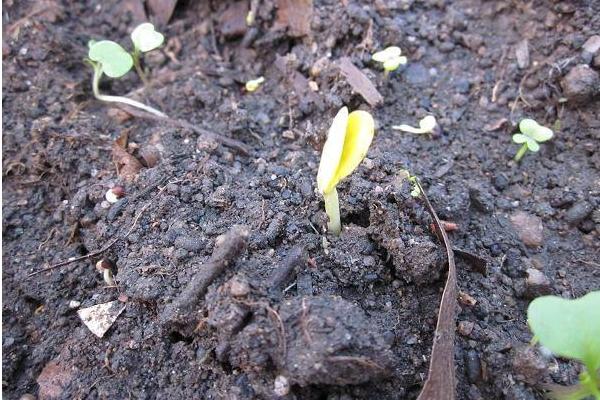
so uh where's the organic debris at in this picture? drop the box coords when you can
[77,300,126,338]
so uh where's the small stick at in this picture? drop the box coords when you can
[161,225,250,324]
[267,245,308,299]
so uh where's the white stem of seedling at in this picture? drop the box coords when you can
[323,188,341,235]
[92,64,167,118]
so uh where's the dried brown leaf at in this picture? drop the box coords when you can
[415,179,457,400]
[338,57,383,107]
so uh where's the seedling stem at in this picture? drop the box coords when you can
[323,188,341,235]
[92,63,167,118]
[131,48,150,87]
[514,143,528,162]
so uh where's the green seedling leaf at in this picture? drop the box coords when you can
[372,46,407,72]
[520,118,553,142]
[513,118,554,161]
[528,291,600,371]
[245,76,265,92]
[88,40,133,78]
[131,22,164,53]
[383,55,407,71]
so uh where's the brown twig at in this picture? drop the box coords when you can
[161,225,250,324]
[415,179,457,400]
[27,179,175,278]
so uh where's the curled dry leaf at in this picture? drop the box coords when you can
[112,131,143,181]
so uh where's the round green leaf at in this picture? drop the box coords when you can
[512,133,528,144]
[88,40,133,78]
[131,22,164,53]
[372,46,401,63]
[526,137,540,152]
[528,291,600,370]
[529,125,553,143]
[519,118,539,136]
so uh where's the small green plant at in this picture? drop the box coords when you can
[130,22,165,85]
[408,175,421,197]
[372,46,407,76]
[317,107,375,235]
[245,76,265,92]
[528,291,600,399]
[512,118,553,162]
[87,23,167,118]
[393,115,437,135]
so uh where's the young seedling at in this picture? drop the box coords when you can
[372,46,407,76]
[317,107,375,235]
[245,76,265,92]
[512,118,553,162]
[408,175,421,197]
[393,115,437,135]
[528,291,600,399]
[130,22,165,85]
[87,23,167,118]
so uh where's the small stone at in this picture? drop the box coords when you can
[560,64,600,104]
[37,361,75,400]
[510,211,543,247]
[515,39,530,69]
[465,350,482,383]
[68,300,81,309]
[458,291,477,306]
[273,375,290,397]
[564,200,593,225]
[20,394,36,400]
[492,173,509,191]
[513,346,548,384]
[282,130,295,139]
[582,35,600,62]
[229,278,250,297]
[525,268,552,298]
[458,320,475,336]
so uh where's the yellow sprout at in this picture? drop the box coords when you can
[372,46,407,72]
[246,10,255,26]
[317,107,375,235]
[392,115,437,134]
[245,76,265,92]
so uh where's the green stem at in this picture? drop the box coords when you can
[132,49,150,87]
[91,63,167,118]
[323,188,341,235]
[514,143,528,162]
[581,364,600,400]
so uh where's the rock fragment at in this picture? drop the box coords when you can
[525,268,552,298]
[560,64,600,104]
[510,211,543,247]
[77,300,126,338]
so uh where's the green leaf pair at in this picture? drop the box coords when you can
[513,119,554,152]
[512,118,554,161]
[528,291,600,399]
[88,23,164,78]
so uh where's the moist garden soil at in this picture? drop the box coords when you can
[2,0,600,399]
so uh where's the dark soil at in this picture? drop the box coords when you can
[3,0,600,399]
